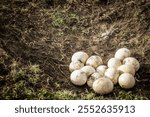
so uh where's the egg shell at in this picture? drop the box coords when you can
[118,73,135,89]
[71,51,89,64]
[107,58,122,69]
[86,55,103,68]
[123,57,140,71]
[69,61,84,72]
[115,48,131,61]
[96,65,108,74]
[118,64,135,76]
[70,70,87,86]
[81,66,96,77]
[93,78,114,94]
[104,68,120,85]
[87,72,103,88]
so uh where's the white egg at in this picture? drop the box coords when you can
[93,78,114,94]
[87,72,103,88]
[70,70,87,86]
[118,64,135,76]
[123,57,140,72]
[71,51,89,64]
[118,73,135,89]
[96,65,108,74]
[86,55,103,68]
[115,48,131,61]
[104,68,119,85]
[69,61,84,72]
[81,66,95,77]
[107,58,122,69]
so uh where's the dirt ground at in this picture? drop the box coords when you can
[0,0,150,99]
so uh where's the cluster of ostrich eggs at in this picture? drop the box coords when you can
[69,48,140,95]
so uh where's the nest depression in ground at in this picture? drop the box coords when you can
[0,0,150,99]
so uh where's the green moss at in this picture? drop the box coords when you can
[51,12,65,27]
[53,90,78,100]
[117,90,148,100]
[143,35,150,41]
[38,88,55,100]
[29,64,41,74]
